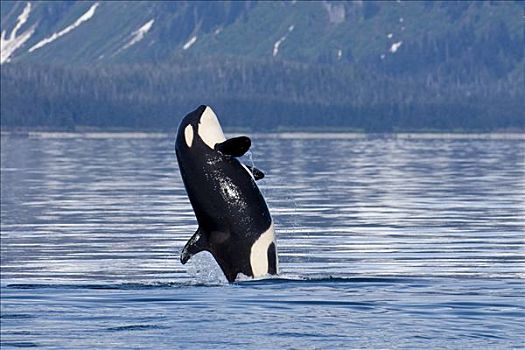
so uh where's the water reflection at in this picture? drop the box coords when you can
[1,133,524,283]
[1,133,524,349]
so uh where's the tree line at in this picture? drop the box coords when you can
[1,53,523,132]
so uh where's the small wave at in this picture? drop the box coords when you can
[0,342,38,348]
[3,281,225,291]
[5,274,493,291]
[0,314,34,320]
[106,324,168,332]
[235,273,422,286]
[3,275,418,290]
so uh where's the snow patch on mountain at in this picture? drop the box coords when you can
[28,2,99,53]
[273,36,285,57]
[182,35,197,50]
[272,24,294,57]
[121,19,154,51]
[389,40,403,53]
[0,2,35,64]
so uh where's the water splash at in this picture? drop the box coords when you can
[244,150,255,172]
[185,251,228,285]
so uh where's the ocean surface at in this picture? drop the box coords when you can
[1,132,524,349]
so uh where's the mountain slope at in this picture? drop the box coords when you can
[1,1,521,68]
[0,1,523,131]
[1,1,256,64]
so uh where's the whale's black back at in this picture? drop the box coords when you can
[176,136,271,236]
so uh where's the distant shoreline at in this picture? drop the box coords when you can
[2,130,524,141]
[2,125,524,134]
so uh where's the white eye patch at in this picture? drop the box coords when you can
[198,107,226,149]
[184,124,194,147]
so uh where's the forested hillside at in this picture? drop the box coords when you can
[1,1,523,131]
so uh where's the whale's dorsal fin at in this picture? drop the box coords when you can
[180,227,208,264]
[245,165,265,180]
[215,136,251,157]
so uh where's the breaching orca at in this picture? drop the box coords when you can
[175,105,278,282]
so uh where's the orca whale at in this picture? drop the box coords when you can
[175,105,278,282]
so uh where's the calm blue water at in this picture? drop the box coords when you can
[1,133,524,349]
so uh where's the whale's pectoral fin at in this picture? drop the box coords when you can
[180,228,208,264]
[246,165,265,180]
[215,136,251,157]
